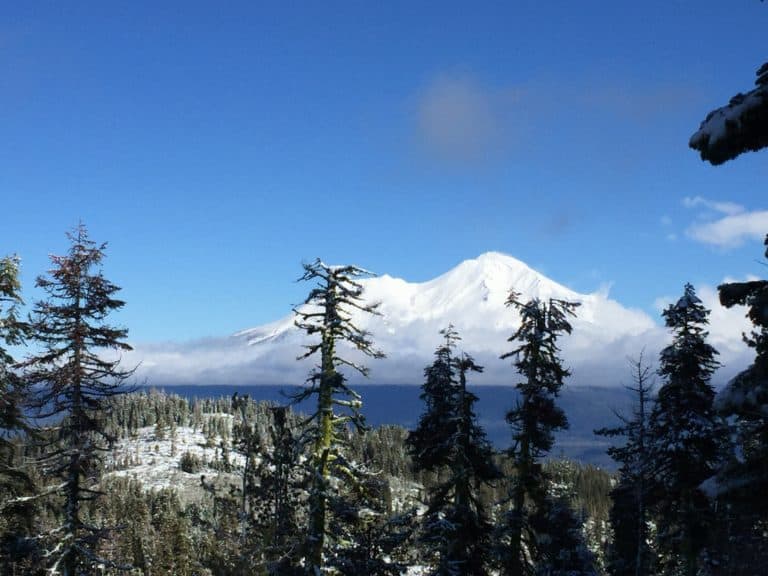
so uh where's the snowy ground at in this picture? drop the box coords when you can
[105,414,245,497]
[105,416,432,574]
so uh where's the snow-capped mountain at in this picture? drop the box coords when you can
[128,251,750,388]
[233,252,658,387]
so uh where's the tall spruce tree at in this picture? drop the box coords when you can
[22,224,134,576]
[647,284,721,576]
[292,259,384,574]
[596,355,656,576]
[407,326,501,576]
[497,292,579,576]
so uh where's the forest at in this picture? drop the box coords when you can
[0,220,767,576]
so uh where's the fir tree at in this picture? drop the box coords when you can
[407,326,501,575]
[497,292,579,576]
[647,284,721,576]
[291,259,384,574]
[21,224,134,576]
[596,355,656,576]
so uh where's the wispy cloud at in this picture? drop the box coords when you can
[683,196,768,248]
[411,72,698,169]
[683,196,744,216]
[415,74,501,165]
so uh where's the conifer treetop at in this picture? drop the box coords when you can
[0,254,25,365]
[502,291,580,392]
[658,283,720,385]
[24,223,134,416]
[293,258,385,377]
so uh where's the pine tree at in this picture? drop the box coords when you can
[596,355,656,576]
[497,292,579,576]
[647,284,721,576]
[292,259,384,574]
[0,254,36,572]
[407,326,501,575]
[22,224,134,575]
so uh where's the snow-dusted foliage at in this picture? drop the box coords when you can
[520,460,598,576]
[709,236,768,568]
[292,259,385,573]
[690,61,768,165]
[716,237,768,423]
[407,326,501,575]
[21,225,135,575]
[497,292,579,576]
[0,254,35,572]
[647,284,722,576]
[0,253,27,466]
[0,254,27,460]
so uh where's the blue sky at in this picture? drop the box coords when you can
[3,1,767,343]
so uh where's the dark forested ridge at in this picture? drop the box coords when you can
[2,227,768,574]
[138,384,632,468]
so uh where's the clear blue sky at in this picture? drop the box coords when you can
[3,1,767,343]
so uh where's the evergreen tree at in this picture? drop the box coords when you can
[407,326,501,575]
[325,474,415,576]
[240,402,305,574]
[531,460,597,576]
[0,254,28,459]
[22,224,134,575]
[497,292,579,576]
[291,259,384,574]
[407,326,458,476]
[596,355,656,576]
[0,254,36,572]
[690,60,768,164]
[714,235,768,568]
[647,284,721,576]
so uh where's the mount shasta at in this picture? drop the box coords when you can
[128,252,751,389]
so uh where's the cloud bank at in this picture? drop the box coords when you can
[683,196,768,248]
[122,254,755,391]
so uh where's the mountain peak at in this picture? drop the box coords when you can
[431,251,577,305]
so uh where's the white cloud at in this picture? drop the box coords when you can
[683,196,744,216]
[121,258,755,391]
[686,210,768,248]
[682,196,767,248]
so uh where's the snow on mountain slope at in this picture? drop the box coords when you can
[233,252,658,386]
[127,252,751,387]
